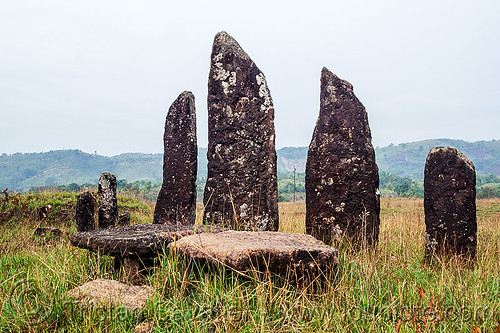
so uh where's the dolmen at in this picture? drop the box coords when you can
[424,146,477,260]
[203,31,279,231]
[305,68,380,249]
[168,230,339,275]
[71,224,220,282]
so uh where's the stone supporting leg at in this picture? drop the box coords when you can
[123,257,141,283]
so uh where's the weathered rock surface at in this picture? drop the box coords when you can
[98,172,117,228]
[424,146,477,259]
[203,31,279,231]
[168,230,339,273]
[67,279,154,311]
[70,224,222,257]
[154,91,197,225]
[306,67,380,248]
[76,189,95,232]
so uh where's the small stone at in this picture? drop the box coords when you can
[203,31,279,231]
[76,189,96,232]
[67,279,154,311]
[154,91,197,225]
[98,172,117,228]
[424,146,477,259]
[306,67,380,248]
[117,211,131,226]
[168,230,339,274]
[34,227,64,238]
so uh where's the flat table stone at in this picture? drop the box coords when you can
[70,224,218,257]
[70,224,222,282]
[168,230,339,274]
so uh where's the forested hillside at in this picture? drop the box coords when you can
[1,139,498,195]
[375,139,500,178]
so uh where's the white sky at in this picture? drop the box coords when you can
[1,0,499,156]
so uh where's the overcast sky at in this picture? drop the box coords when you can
[1,0,499,156]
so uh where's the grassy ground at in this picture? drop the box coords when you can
[0,192,499,332]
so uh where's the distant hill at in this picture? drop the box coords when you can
[1,139,498,190]
[375,139,500,179]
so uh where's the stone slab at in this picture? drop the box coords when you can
[168,230,339,273]
[70,224,220,258]
[67,279,154,311]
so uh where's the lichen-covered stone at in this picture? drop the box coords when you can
[76,189,95,232]
[424,146,477,259]
[306,67,380,248]
[203,31,279,231]
[153,91,197,225]
[70,224,222,257]
[98,172,117,228]
[168,230,339,274]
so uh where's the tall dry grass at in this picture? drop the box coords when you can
[0,194,498,332]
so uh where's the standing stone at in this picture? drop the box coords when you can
[98,172,117,229]
[76,189,95,232]
[203,31,279,231]
[153,91,197,225]
[424,147,477,259]
[306,67,380,248]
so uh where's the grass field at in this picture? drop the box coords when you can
[0,192,499,332]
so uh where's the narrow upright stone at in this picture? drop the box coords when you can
[424,147,477,259]
[153,91,197,225]
[306,67,380,247]
[76,189,95,232]
[98,172,117,228]
[203,31,279,231]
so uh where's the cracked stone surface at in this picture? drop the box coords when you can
[306,67,380,248]
[98,172,117,229]
[168,230,339,273]
[154,91,197,225]
[424,146,477,259]
[203,31,279,231]
[76,189,95,232]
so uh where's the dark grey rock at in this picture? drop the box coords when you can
[37,205,52,221]
[168,230,339,274]
[98,172,117,229]
[153,91,197,225]
[76,189,95,232]
[306,67,380,248]
[203,31,279,231]
[424,146,477,259]
[70,224,222,258]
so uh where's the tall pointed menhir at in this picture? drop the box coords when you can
[306,67,380,248]
[154,91,197,225]
[203,31,279,231]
